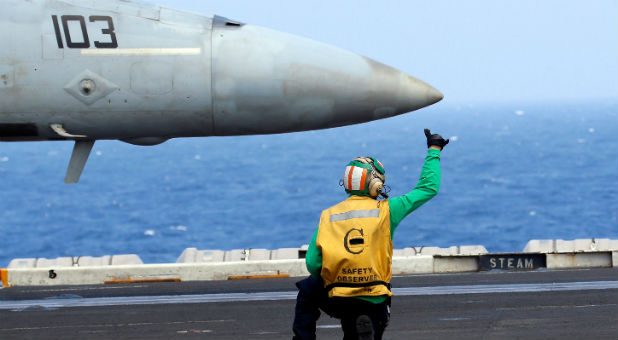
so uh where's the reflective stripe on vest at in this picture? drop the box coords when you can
[330,209,380,222]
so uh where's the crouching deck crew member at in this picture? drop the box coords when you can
[292,129,449,340]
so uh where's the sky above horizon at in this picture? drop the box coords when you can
[150,0,617,106]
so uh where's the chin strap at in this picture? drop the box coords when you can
[378,185,391,199]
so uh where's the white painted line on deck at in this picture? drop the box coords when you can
[0,281,615,310]
[393,280,617,296]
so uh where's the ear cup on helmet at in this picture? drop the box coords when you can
[368,177,383,197]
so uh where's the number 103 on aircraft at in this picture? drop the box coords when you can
[51,15,118,49]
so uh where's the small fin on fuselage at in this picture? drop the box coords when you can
[65,140,95,183]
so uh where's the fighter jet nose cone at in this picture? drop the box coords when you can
[427,85,444,105]
[364,59,443,119]
[212,24,443,135]
[397,76,444,113]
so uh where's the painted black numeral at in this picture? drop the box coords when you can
[51,15,64,48]
[52,15,118,49]
[90,16,118,48]
[62,15,90,48]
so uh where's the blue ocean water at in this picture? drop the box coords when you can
[1,101,616,266]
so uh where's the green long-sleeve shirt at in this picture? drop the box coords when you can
[305,149,441,303]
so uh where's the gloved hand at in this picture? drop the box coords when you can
[424,129,449,150]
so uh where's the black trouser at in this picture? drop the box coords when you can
[292,276,390,340]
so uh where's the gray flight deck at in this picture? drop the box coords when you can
[1,268,616,340]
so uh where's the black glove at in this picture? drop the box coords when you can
[424,128,449,149]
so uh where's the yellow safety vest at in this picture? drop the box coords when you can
[316,196,393,298]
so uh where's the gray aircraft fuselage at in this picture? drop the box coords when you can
[0,0,443,182]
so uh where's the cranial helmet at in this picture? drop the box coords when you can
[343,157,387,198]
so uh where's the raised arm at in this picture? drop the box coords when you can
[388,129,448,235]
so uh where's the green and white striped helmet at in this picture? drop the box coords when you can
[343,157,386,198]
